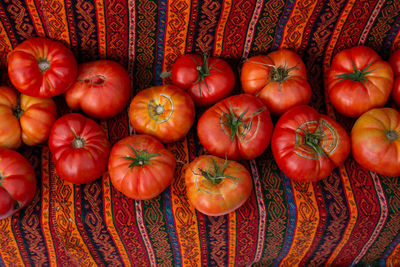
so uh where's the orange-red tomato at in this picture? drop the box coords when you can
[129,85,195,143]
[0,86,57,149]
[108,134,176,200]
[184,155,253,216]
[389,49,400,107]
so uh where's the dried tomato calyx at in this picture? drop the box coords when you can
[37,57,51,73]
[198,157,234,185]
[12,96,24,119]
[122,145,160,168]
[386,130,399,142]
[72,136,86,149]
[270,65,297,83]
[78,75,107,86]
[305,131,327,157]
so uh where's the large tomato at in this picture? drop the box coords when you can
[8,37,78,98]
[351,108,400,177]
[241,49,311,115]
[129,85,195,143]
[184,155,253,216]
[389,49,400,106]
[0,86,57,149]
[48,113,110,184]
[0,148,36,220]
[64,60,131,119]
[108,134,176,200]
[170,54,235,106]
[326,46,393,117]
[271,105,350,182]
[197,94,273,160]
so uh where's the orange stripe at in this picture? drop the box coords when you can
[391,30,400,52]
[95,0,107,58]
[387,241,400,266]
[42,0,71,44]
[26,1,46,36]
[214,0,232,57]
[325,166,358,265]
[0,220,25,266]
[0,19,13,69]
[279,0,319,50]
[279,181,320,266]
[228,212,237,267]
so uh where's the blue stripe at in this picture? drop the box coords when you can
[271,0,296,50]
[383,14,400,52]
[272,173,297,267]
[380,231,400,266]
[163,187,182,266]
[154,0,168,85]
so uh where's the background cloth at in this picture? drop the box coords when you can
[0,0,400,266]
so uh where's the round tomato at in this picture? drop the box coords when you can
[389,49,400,107]
[170,54,235,106]
[197,94,273,160]
[0,148,36,220]
[184,155,253,216]
[271,105,350,182]
[64,60,131,119]
[326,46,393,117]
[129,85,195,143]
[241,49,311,115]
[108,134,176,200]
[48,113,110,184]
[8,37,78,98]
[351,108,400,177]
[0,86,57,149]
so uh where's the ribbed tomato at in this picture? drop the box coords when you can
[389,49,400,107]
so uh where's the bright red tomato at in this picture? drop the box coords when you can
[241,49,311,115]
[64,60,131,119]
[389,49,400,107]
[170,54,235,106]
[326,46,393,117]
[48,113,110,184]
[184,155,253,216]
[8,37,78,98]
[271,105,350,182]
[351,108,400,177]
[129,85,195,143]
[0,86,57,149]
[0,148,36,220]
[197,94,273,160]
[108,134,176,200]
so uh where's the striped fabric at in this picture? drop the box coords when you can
[0,0,400,266]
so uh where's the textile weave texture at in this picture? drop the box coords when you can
[0,0,400,266]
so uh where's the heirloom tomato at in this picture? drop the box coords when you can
[0,86,57,149]
[0,148,36,220]
[271,105,350,182]
[389,49,400,107]
[48,113,110,184]
[108,134,176,200]
[65,60,131,119]
[170,54,235,106]
[184,155,253,216]
[241,49,311,115]
[326,46,393,117]
[129,85,195,143]
[197,94,273,160]
[351,108,400,177]
[8,37,78,98]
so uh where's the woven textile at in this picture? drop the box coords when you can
[1,0,400,266]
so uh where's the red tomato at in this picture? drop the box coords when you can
[0,148,36,220]
[241,49,311,115]
[170,54,235,106]
[197,94,273,160]
[48,113,110,184]
[389,49,400,107]
[129,85,195,143]
[271,105,350,182]
[108,134,176,200]
[326,46,393,117]
[64,60,131,119]
[0,86,57,149]
[8,37,78,98]
[351,108,400,177]
[184,155,253,216]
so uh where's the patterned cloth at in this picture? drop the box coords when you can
[0,0,400,266]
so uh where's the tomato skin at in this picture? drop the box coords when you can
[108,134,176,200]
[184,155,252,216]
[241,49,311,115]
[0,86,57,149]
[48,113,110,184]
[351,108,400,177]
[197,94,273,160]
[65,60,131,119]
[170,54,235,106]
[389,49,400,107]
[129,85,195,143]
[271,105,350,182]
[8,37,78,98]
[326,46,393,117]
[0,148,36,220]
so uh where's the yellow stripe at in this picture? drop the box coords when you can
[42,0,71,44]
[228,212,237,267]
[95,0,107,58]
[0,219,25,266]
[214,0,232,57]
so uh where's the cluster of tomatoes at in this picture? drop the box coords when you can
[1,36,400,219]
